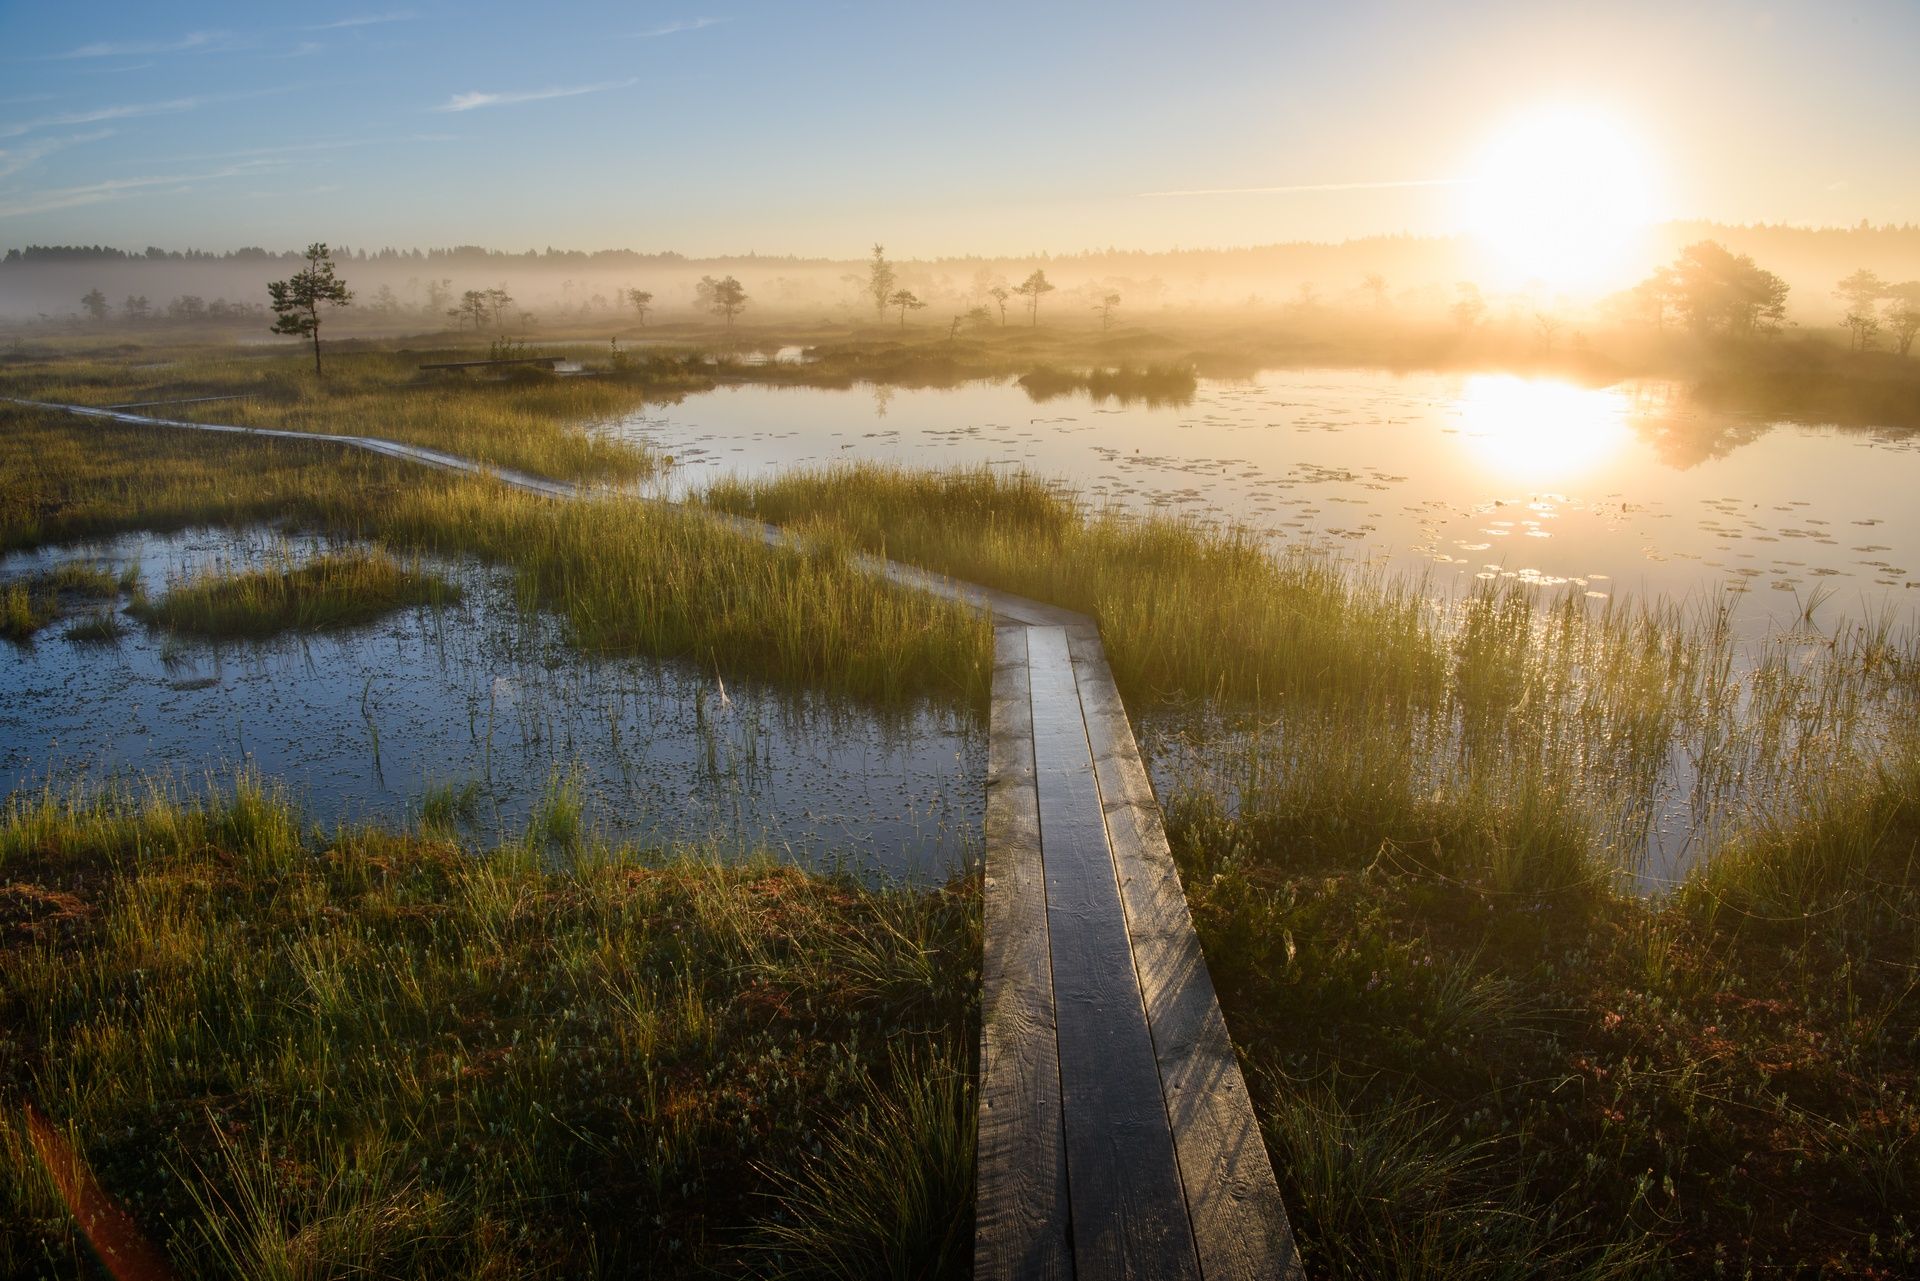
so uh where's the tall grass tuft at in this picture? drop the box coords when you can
[132,548,459,638]
[0,777,980,1277]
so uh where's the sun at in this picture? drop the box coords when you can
[1463,106,1657,292]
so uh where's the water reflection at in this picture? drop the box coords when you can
[1451,374,1633,483]
[601,368,1917,645]
[0,531,983,882]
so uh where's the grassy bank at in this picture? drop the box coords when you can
[0,778,977,1278]
[0,344,658,483]
[133,549,457,638]
[1169,730,1920,1276]
[705,465,1914,858]
[0,407,990,707]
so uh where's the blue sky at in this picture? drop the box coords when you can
[1,0,1916,256]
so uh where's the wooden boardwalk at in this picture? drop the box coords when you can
[10,396,1303,1280]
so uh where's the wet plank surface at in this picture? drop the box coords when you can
[1028,625,1203,1280]
[1067,626,1304,1281]
[976,627,1072,1280]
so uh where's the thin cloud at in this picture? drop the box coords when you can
[153,133,456,164]
[0,97,205,140]
[50,30,242,60]
[1138,177,1467,197]
[303,11,418,30]
[0,162,265,218]
[631,16,732,37]
[0,129,114,180]
[432,78,638,113]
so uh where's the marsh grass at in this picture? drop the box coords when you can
[0,562,125,643]
[132,548,459,638]
[0,776,979,1278]
[1015,361,1198,406]
[708,460,1920,1271]
[0,345,657,483]
[1173,732,1920,1275]
[0,407,991,707]
[707,462,1918,878]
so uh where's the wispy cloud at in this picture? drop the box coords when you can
[0,161,266,219]
[1138,177,1467,197]
[432,78,638,113]
[303,11,418,31]
[50,30,243,60]
[153,133,456,164]
[631,16,732,37]
[0,97,205,140]
[0,129,114,181]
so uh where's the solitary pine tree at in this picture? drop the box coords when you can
[80,288,109,321]
[268,243,352,376]
[889,288,927,328]
[1013,270,1054,325]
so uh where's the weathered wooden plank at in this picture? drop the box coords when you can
[976,626,1073,1280]
[1066,625,1302,1281]
[1028,625,1203,1281]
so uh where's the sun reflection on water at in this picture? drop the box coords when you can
[1452,374,1633,483]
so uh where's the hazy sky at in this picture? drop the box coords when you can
[1,0,1915,257]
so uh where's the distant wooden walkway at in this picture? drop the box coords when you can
[8,396,1303,1279]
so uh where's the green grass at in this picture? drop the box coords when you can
[704,459,1920,1272]
[0,776,978,1278]
[1170,730,1920,1277]
[705,462,1442,709]
[0,562,125,643]
[0,407,991,708]
[0,344,659,483]
[132,548,459,639]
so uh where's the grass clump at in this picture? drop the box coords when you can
[0,562,125,643]
[706,462,1439,708]
[0,777,979,1278]
[132,548,458,639]
[1166,727,1920,1277]
[0,408,991,707]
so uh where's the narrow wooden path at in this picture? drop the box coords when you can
[9,397,1303,1280]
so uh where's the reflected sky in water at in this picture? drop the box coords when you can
[609,368,1918,643]
[0,530,981,883]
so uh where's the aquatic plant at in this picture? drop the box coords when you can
[132,548,458,638]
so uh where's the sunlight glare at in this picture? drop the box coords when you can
[1464,106,1657,291]
[1453,374,1632,482]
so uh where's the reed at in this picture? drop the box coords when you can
[132,548,457,638]
[0,407,991,707]
[0,776,978,1278]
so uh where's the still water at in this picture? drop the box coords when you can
[610,369,1919,644]
[0,530,981,882]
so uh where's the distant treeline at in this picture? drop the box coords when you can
[5,244,727,266]
[10,221,1920,272]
